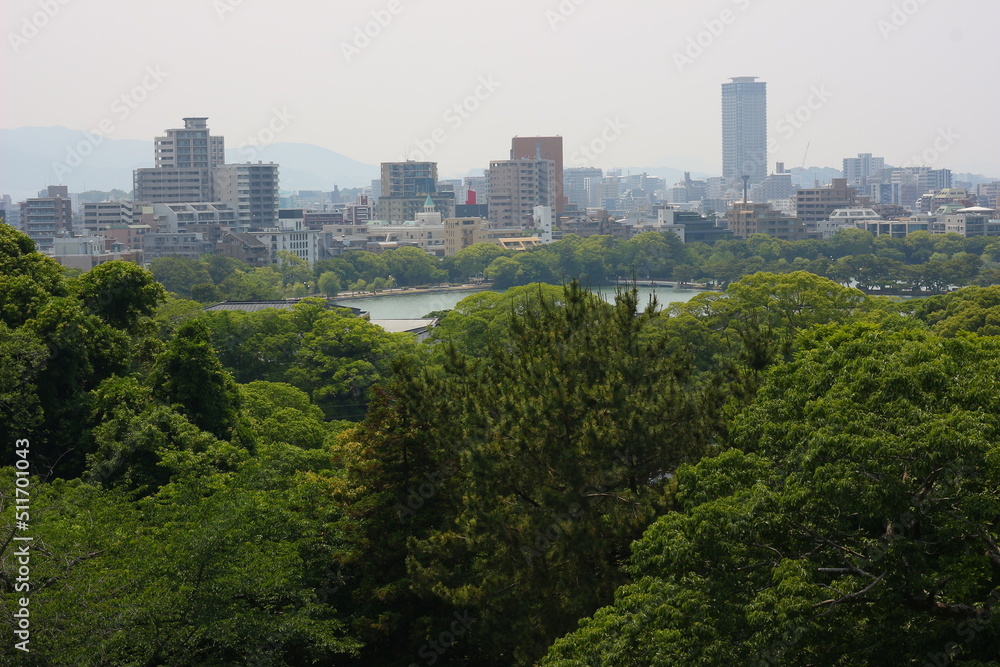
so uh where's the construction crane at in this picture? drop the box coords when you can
[800,142,811,188]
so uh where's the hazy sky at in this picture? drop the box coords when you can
[4,0,999,179]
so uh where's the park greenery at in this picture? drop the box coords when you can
[1,220,998,666]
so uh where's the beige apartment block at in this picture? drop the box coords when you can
[487,158,556,228]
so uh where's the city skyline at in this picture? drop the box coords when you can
[2,0,998,186]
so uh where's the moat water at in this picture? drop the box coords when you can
[338,285,711,319]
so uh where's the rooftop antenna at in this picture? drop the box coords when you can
[742,175,750,203]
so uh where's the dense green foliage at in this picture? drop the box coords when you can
[2,222,999,666]
[543,324,1000,665]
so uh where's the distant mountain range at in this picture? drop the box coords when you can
[0,127,380,201]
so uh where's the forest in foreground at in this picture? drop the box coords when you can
[1,221,999,666]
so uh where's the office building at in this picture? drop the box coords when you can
[722,77,767,186]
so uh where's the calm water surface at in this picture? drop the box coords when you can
[339,285,711,320]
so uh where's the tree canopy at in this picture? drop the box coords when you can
[543,323,1000,665]
[5,216,1000,666]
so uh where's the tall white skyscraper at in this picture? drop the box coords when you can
[722,77,767,186]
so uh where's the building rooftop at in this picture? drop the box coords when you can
[221,232,269,248]
[369,318,439,335]
[205,300,366,317]
[205,301,296,312]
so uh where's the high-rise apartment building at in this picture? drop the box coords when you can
[722,77,767,186]
[487,158,557,228]
[511,136,565,215]
[135,118,281,237]
[136,118,225,204]
[20,186,73,253]
[155,117,225,170]
[213,163,280,231]
[135,118,216,203]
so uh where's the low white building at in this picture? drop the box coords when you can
[152,202,239,234]
[534,206,553,244]
[816,207,883,239]
[250,213,319,266]
[54,236,105,257]
[365,221,446,256]
[944,206,1000,237]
